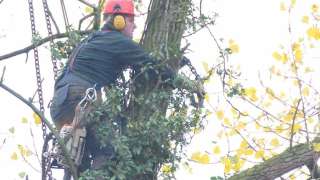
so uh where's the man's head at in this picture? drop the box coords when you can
[103,0,136,38]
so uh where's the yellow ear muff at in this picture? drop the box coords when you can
[113,15,126,30]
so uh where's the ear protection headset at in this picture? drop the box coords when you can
[112,4,126,31]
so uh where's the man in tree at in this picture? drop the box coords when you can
[50,0,174,171]
[51,0,175,130]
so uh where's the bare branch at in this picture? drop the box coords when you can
[47,7,60,34]
[78,0,95,9]
[0,66,5,83]
[0,30,92,61]
[0,82,79,179]
[0,0,4,4]
[289,99,301,149]
[78,13,95,30]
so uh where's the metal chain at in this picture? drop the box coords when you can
[181,56,202,81]
[28,1,53,179]
[181,56,204,108]
[42,0,58,80]
[28,0,46,138]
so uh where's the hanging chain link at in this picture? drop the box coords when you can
[28,1,54,179]
[181,56,202,81]
[28,0,47,138]
[42,0,56,178]
[181,56,204,107]
[42,0,58,80]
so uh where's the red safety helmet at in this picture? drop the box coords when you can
[103,0,134,16]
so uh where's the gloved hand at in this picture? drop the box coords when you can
[160,65,175,82]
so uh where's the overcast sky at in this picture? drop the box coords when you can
[1,0,319,179]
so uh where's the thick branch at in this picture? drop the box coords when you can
[228,138,320,180]
[0,30,92,61]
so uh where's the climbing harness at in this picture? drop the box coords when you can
[47,85,97,177]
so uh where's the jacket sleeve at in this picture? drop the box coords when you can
[116,37,156,68]
[116,36,176,83]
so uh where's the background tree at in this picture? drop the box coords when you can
[1,0,320,180]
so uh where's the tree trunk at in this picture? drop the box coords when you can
[126,0,191,179]
[229,138,320,180]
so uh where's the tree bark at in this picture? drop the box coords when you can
[229,138,320,180]
[126,0,191,179]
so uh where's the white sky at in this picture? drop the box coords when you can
[0,0,319,179]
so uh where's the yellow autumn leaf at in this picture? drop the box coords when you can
[21,117,28,124]
[272,51,282,61]
[216,110,224,120]
[270,138,280,147]
[223,118,231,126]
[244,148,254,156]
[231,108,239,118]
[11,152,18,160]
[289,174,296,180]
[266,87,275,96]
[292,42,301,51]
[240,140,248,148]
[84,6,93,13]
[312,4,319,13]
[244,87,258,102]
[275,125,284,133]
[213,146,221,154]
[307,117,314,124]
[204,94,210,103]
[199,154,210,164]
[302,87,310,96]
[293,79,299,87]
[229,39,240,53]
[192,127,201,134]
[294,49,303,63]
[191,151,201,161]
[161,164,172,174]
[191,151,210,164]
[302,16,309,24]
[223,157,232,173]
[279,91,286,99]
[313,143,320,152]
[307,26,320,40]
[283,113,293,122]
[293,124,302,133]
[18,144,31,157]
[254,149,265,159]
[235,122,246,130]
[280,2,286,11]
[304,67,314,73]
[291,0,296,6]
[202,61,209,73]
[233,159,244,172]
[280,53,288,63]
[33,112,41,125]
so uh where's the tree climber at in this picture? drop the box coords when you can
[49,0,175,172]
